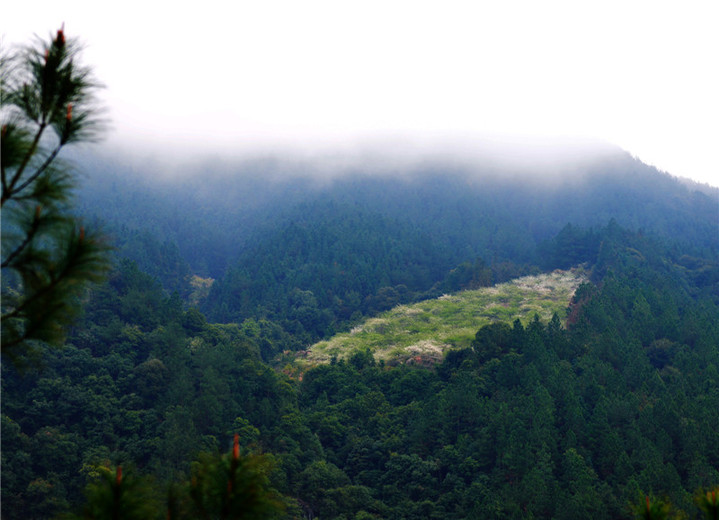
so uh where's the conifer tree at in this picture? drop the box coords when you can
[1,26,109,366]
[633,494,675,520]
[184,434,284,520]
[62,466,161,520]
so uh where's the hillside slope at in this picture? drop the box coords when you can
[75,146,718,289]
[302,269,587,367]
[3,146,718,518]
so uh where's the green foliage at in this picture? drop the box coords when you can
[4,219,718,518]
[1,27,109,366]
[62,466,161,520]
[538,223,601,270]
[0,258,316,517]
[631,494,676,520]
[111,229,193,299]
[695,488,719,520]
[183,436,284,520]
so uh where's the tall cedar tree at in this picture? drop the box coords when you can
[1,26,109,366]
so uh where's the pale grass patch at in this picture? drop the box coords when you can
[364,318,389,332]
[406,340,447,356]
[298,268,589,369]
[510,270,586,297]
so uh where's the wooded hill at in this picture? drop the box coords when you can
[74,145,717,347]
[2,145,719,518]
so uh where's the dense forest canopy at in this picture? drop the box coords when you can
[3,141,719,518]
[72,146,718,344]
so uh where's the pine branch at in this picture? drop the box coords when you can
[2,121,47,205]
[2,224,110,350]
[9,142,64,200]
[1,205,42,269]
[1,27,108,366]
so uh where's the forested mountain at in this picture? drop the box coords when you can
[76,146,718,278]
[3,143,719,518]
[74,145,717,345]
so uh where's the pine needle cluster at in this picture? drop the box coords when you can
[1,26,110,366]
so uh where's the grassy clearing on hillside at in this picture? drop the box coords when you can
[300,268,588,368]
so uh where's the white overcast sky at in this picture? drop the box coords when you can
[4,0,719,186]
